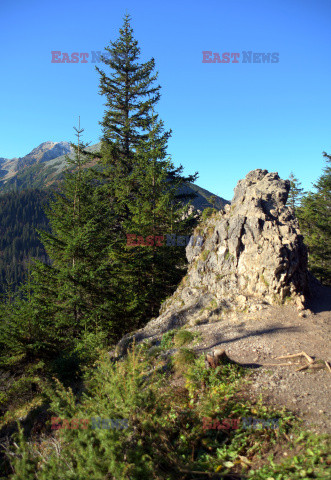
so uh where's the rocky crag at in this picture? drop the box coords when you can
[114,169,311,358]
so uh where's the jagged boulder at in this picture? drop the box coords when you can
[114,169,310,358]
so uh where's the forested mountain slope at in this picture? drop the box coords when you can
[0,190,49,295]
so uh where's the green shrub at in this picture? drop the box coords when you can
[8,345,171,479]
[173,329,195,347]
[201,208,217,221]
[173,348,196,373]
[159,329,176,349]
[6,343,330,480]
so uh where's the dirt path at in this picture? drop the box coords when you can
[188,285,331,434]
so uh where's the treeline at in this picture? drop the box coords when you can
[0,189,49,295]
[288,153,331,286]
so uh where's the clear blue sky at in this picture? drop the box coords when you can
[0,0,330,200]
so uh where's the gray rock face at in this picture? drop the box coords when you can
[114,169,310,358]
[16,141,72,170]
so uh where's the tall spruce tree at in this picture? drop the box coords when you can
[96,13,169,172]
[0,17,200,370]
[94,15,198,327]
[298,152,331,285]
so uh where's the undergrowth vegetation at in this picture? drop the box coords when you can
[2,332,330,479]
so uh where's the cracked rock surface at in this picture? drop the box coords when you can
[114,169,312,358]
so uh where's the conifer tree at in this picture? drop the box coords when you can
[118,116,197,319]
[35,120,95,324]
[96,13,169,173]
[288,172,304,212]
[298,153,331,284]
[0,17,200,369]
[0,120,115,365]
[93,15,198,327]
[33,119,127,352]
[209,195,217,209]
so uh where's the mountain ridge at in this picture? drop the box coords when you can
[0,141,230,210]
[0,141,72,184]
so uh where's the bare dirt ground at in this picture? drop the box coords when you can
[187,285,331,434]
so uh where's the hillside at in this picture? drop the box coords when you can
[0,169,329,480]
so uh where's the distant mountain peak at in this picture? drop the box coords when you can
[23,141,72,162]
[27,141,57,155]
[0,141,73,184]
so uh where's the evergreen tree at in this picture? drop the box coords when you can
[118,117,197,320]
[32,119,121,355]
[288,172,304,212]
[96,13,169,173]
[209,195,217,209]
[0,121,112,367]
[92,15,198,328]
[297,152,331,285]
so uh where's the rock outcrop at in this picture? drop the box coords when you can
[114,169,310,358]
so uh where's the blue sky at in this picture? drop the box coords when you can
[0,0,330,200]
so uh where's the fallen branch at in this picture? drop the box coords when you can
[325,361,331,375]
[276,351,314,364]
[273,351,331,374]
